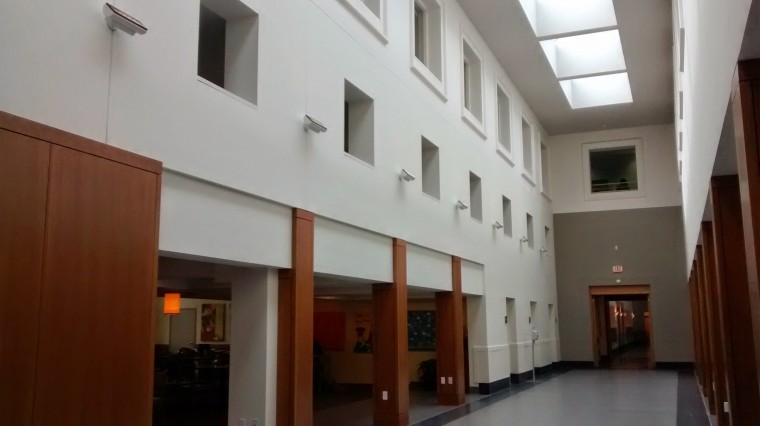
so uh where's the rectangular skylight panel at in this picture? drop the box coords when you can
[540,30,626,79]
[561,72,632,109]
[533,0,617,37]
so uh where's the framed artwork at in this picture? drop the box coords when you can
[408,311,436,351]
[353,313,373,353]
[200,303,226,342]
[314,312,346,351]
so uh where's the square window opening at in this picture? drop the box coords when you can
[544,226,551,253]
[502,196,513,237]
[421,137,440,199]
[413,0,443,80]
[589,146,638,193]
[469,172,483,221]
[540,143,550,194]
[522,119,533,175]
[526,213,534,249]
[497,86,511,153]
[198,0,259,105]
[462,40,483,121]
[362,0,382,18]
[344,80,375,165]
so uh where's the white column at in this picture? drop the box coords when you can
[217,266,279,426]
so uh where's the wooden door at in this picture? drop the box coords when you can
[0,130,50,426]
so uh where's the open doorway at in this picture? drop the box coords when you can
[589,285,654,369]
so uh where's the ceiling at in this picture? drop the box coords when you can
[458,0,675,135]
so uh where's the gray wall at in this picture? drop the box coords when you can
[554,206,692,362]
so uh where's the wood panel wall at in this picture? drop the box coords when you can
[0,111,162,425]
[435,257,465,405]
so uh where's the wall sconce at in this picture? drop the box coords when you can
[303,114,328,133]
[399,168,416,182]
[540,247,550,256]
[519,236,529,244]
[163,293,180,315]
[456,200,469,210]
[103,3,148,35]
[493,221,504,230]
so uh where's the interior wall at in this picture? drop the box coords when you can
[554,206,691,362]
[154,297,233,346]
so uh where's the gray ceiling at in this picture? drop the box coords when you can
[458,0,675,135]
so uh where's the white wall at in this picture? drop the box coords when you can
[674,0,753,268]
[548,124,681,214]
[0,0,558,387]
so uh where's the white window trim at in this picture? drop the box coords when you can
[341,0,388,44]
[460,29,486,139]
[581,138,646,201]
[410,0,447,100]
[521,117,536,185]
[540,142,551,199]
[495,76,514,166]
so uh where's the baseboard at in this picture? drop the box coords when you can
[478,376,511,394]
[655,361,694,370]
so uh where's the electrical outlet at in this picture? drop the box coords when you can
[724,401,730,413]
[382,391,388,400]
[440,377,445,384]
[251,419,260,426]
[238,418,246,426]
[448,377,453,384]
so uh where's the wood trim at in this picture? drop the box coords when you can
[588,285,650,296]
[702,221,730,426]
[435,256,465,406]
[276,209,315,426]
[373,239,409,426]
[695,246,716,412]
[688,272,704,387]
[0,109,162,174]
[732,61,760,399]
[710,175,760,424]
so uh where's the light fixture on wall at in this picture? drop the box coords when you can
[456,200,469,210]
[519,236,529,244]
[493,221,504,230]
[103,3,148,35]
[540,247,550,256]
[163,293,181,315]
[303,114,328,133]
[399,168,416,182]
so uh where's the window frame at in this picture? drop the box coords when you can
[495,79,514,165]
[581,138,646,201]
[460,30,486,138]
[410,0,446,99]
[341,0,388,44]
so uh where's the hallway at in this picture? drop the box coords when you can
[416,370,708,426]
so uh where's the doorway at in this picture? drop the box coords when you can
[589,285,654,369]
[169,308,197,353]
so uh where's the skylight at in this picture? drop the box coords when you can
[559,72,632,109]
[520,0,617,38]
[540,30,626,79]
[519,0,632,109]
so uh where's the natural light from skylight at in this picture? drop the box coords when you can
[559,72,632,109]
[540,30,626,79]
[519,0,618,38]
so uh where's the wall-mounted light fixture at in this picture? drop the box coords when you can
[519,236,529,244]
[540,247,550,256]
[103,3,148,35]
[399,168,416,182]
[303,114,328,133]
[456,200,469,210]
[493,221,504,230]
[163,293,180,315]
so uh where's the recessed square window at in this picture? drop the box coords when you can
[522,119,534,176]
[469,172,483,221]
[544,226,551,253]
[363,0,382,17]
[526,213,534,249]
[502,196,513,237]
[462,38,484,124]
[341,0,387,41]
[412,0,444,82]
[540,143,550,195]
[197,0,259,105]
[344,80,375,165]
[421,137,440,199]
[497,85,512,155]
[582,138,645,200]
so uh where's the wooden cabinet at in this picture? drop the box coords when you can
[0,111,162,425]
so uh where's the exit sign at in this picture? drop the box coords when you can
[612,265,623,273]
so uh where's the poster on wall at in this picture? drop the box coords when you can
[314,312,346,351]
[200,303,226,342]
[408,311,436,351]
[353,313,373,353]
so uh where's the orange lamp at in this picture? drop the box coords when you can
[164,293,181,315]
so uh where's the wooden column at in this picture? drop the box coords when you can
[435,256,466,406]
[277,209,315,426]
[692,260,707,391]
[732,59,760,394]
[688,272,704,387]
[701,221,729,426]
[710,175,760,425]
[372,239,409,426]
[695,246,715,411]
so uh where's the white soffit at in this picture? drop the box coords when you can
[560,72,633,109]
[520,0,618,38]
[540,30,626,79]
